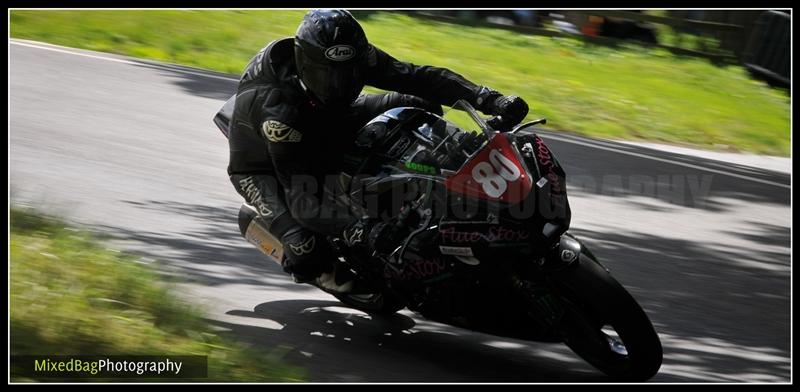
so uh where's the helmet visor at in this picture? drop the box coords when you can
[300,60,365,109]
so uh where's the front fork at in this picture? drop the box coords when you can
[513,232,604,332]
[540,232,595,270]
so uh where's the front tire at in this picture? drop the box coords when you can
[550,255,663,381]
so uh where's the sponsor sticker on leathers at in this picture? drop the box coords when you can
[263,120,302,143]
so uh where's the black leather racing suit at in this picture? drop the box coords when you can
[228,37,503,278]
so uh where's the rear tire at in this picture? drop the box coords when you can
[551,255,663,381]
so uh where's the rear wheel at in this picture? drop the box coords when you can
[551,256,662,381]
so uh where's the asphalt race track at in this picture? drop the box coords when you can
[10,40,791,383]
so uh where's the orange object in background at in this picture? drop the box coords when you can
[581,15,604,36]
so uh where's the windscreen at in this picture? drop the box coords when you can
[399,100,492,173]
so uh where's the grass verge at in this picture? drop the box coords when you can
[9,207,305,382]
[9,10,790,156]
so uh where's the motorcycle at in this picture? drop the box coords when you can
[214,96,663,381]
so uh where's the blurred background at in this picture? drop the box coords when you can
[10,9,790,155]
[413,10,790,89]
[9,9,791,383]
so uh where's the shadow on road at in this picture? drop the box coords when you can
[130,59,238,101]
[210,299,605,382]
[568,226,790,382]
[96,199,312,293]
[93,199,789,382]
[542,136,790,213]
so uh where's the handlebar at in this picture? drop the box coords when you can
[486,115,511,133]
[488,116,548,134]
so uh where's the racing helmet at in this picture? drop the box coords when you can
[294,9,370,109]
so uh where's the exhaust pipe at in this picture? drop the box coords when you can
[238,203,284,265]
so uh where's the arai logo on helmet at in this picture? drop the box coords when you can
[325,45,356,61]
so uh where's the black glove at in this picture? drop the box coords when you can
[476,87,529,131]
[280,227,332,282]
[492,95,529,126]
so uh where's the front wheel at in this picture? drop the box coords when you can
[550,256,663,381]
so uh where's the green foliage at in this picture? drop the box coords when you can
[10,208,306,382]
[10,10,790,155]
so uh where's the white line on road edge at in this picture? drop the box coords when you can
[542,130,789,174]
[10,39,239,82]
[11,39,791,189]
[538,133,790,189]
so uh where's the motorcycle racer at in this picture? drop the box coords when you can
[227,9,528,292]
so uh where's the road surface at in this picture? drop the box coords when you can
[10,40,792,382]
